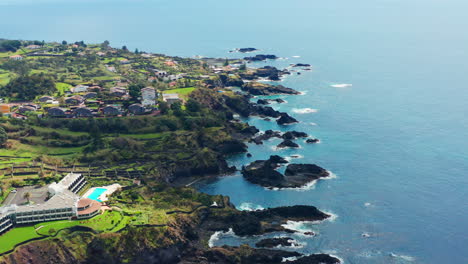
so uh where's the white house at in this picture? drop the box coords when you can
[141,87,156,106]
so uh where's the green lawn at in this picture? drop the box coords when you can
[0,72,12,86]
[0,226,43,254]
[55,82,72,95]
[35,211,127,236]
[162,87,195,100]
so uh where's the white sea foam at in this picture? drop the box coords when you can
[282,256,299,262]
[389,253,415,262]
[292,108,318,114]
[238,202,264,211]
[331,83,352,88]
[364,202,372,207]
[298,91,307,95]
[292,55,301,58]
[208,228,235,247]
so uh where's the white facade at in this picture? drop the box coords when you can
[141,87,156,106]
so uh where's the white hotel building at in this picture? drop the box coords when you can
[0,173,101,235]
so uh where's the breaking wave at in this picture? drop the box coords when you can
[208,228,235,247]
[238,202,265,211]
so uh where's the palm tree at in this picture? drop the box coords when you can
[23,192,31,204]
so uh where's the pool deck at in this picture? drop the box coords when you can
[82,184,122,202]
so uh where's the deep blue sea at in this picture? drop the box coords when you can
[1,0,468,263]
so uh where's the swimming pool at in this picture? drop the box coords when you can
[87,188,107,202]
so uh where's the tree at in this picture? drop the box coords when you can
[23,192,31,204]
[223,58,229,66]
[185,98,201,112]
[239,63,247,71]
[134,48,139,54]
[101,40,110,49]
[128,83,144,100]
[2,74,56,100]
[0,126,7,147]
[122,45,128,51]
[62,40,67,45]
[158,101,169,114]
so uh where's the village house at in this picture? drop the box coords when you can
[102,105,121,116]
[0,104,12,114]
[39,96,54,103]
[110,87,127,97]
[48,107,67,117]
[9,55,23,61]
[88,86,102,92]
[96,51,106,56]
[25,44,41,50]
[83,92,97,99]
[65,95,84,105]
[162,93,181,105]
[17,105,36,114]
[128,103,145,115]
[73,107,93,118]
[120,59,130,64]
[72,84,89,93]
[141,87,156,106]
[106,66,116,73]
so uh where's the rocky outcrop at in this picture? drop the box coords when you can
[242,160,330,188]
[257,98,286,105]
[306,138,320,144]
[250,130,282,144]
[255,237,296,248]
[282,131,308,140]
[277,113,298,125]
[236,47,258,53]
[239,66,290,81]
[244,54,278,61]
[242,82,299,95]
[284,164,330,182]
[217,140,248,155]
[291,63,311,67]
[285,254,341,264]
[277,140,299,149]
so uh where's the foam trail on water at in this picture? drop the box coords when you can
[292,108,318,114]
[331,83,352,88]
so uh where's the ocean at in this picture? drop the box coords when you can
[1,0,468,263]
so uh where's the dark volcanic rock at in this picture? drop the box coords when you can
[306,138,320,144]
[255,237,296,248]
[242,81,299,95]
[282,131,308,140]
[246,153,252,158]
[277,139,299,149]
[257,99,269,105]
[217,140,248,154]
[242,160,330,188]
[250,130,282,144]
[237,47,258,53]
[254,105,282,118]
[286,254,341,264]
[291,63,311,67]
[242,160,284,187]
[285,164,330,181]
[244,54,278,61]
[269,155,289,164]
[277,113,298,125]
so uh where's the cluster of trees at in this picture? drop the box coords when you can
[1,74,56,100]
[0,40,21,52]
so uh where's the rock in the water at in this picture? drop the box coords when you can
[246,153,252,158]
[242,81,299,95]
[286,254,341,264]
[291,63,311,67]
[269,155,289,164]
[255,237,296,248]
[237,47,258,53]
[257,99,269,105]
[244,54,278,61]
[277,139,299,149]
[284,164,330,181]
[306,138,320,144]
[277,113,298,125]
[242,160,285,188]
[282,131,308,140]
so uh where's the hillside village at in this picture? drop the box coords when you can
[0,39,243,120]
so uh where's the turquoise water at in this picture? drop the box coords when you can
[1,0,468,263]
[87,188,106,202]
